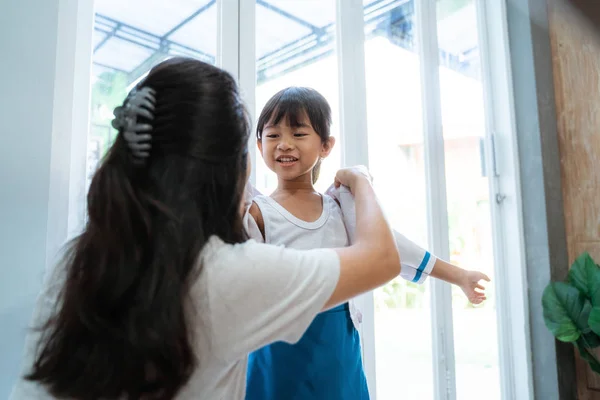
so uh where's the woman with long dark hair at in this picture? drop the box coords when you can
[10,57,399,400]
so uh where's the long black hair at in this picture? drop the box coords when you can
[256,87,332,184]
[25,57,250,399]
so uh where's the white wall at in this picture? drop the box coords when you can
[0,0,93,396]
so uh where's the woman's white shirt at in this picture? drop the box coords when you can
[10,236,340,400]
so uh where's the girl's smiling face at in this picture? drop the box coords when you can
[258,110,334,184]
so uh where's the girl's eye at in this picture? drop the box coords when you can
[266,134,278,138]
[294,133,308,137]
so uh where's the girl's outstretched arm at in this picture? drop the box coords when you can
[392,230,490,304]
[327,183,490,304]
[428,258,490,305]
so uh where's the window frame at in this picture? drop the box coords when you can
[415,0,457,398]
[335,0,377,395]
[70,1,533,398]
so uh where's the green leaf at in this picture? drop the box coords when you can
[542,282,591,342]
[576,339,600,374]
[583,331,600,349]
[590,307,600,336]
[569,252,600,304]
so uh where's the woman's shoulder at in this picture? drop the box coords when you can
[198,237,277,274]
[199,236,339,278]
[192,238,267,301]
[199,236,255,265]
[194,235,340,321]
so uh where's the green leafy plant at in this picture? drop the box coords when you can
[542,252,600,373]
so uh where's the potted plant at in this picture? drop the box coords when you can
[542,252,600,372]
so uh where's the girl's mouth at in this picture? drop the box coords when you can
[276,156,298,167]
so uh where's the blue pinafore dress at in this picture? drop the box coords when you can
[245,195,370,400]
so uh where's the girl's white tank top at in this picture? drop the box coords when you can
[252,194,350,250]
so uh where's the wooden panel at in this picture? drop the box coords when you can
[548,0,600,398]
[549,2,600,243]
[574,243,600,396]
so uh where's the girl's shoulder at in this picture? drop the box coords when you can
[326,193,341,208]
[320,192,341,209]
[248,200,265,239]
[323,185,343,207]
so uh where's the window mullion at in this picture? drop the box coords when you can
[238,0,257,184]
[336,0,376,397]
[415,0,456,399]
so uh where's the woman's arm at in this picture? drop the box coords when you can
[327,184,435,284]
[328,183,490,304]
[240,169,399,313]
[325,169,400,309]
[207,167,398,359]
[243,170,400,311]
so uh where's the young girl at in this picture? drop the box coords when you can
[244,87,490,400]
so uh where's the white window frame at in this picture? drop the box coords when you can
[333,0,533,399]
[71,0,248,234]
[475,1,534,399]
[239,0,257,185]
[335,0,376,396]
[66,1,533,398]
[414,1,533,399]
[61,0,96,247]
[218,0,258,184]
[415,1,457,399]
[217,0,240,80]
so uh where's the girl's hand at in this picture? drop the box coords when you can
[459,270,491,305]
[334,166,372,192]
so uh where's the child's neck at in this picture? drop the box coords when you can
[272,176,323,223]
[275,175,316,194]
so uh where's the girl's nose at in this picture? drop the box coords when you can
[277,140,294,151]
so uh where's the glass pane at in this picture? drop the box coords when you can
[364,1,434,399]
[255,0,341,194]
[436,1,501,399]
[87,0,217,189]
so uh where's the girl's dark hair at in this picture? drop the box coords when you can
[256,87,332,184]
[25,57,250,399]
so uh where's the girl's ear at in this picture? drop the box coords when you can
[257,139,263,155]
[320,136,335,158]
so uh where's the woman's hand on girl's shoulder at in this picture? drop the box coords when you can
[334,166,373,193]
